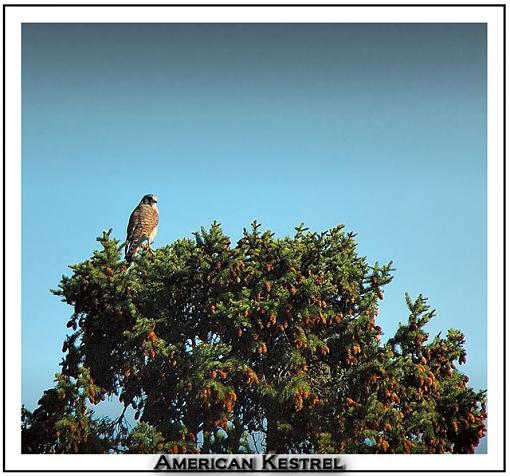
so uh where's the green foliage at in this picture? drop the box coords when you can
[21,371,115,454]
[23,223,486,454]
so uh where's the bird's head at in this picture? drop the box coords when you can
[141,194,158,206]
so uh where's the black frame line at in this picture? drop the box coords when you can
[0,3,507,6]
[3,2,505,473]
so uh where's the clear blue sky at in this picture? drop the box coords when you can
[22,23,487,450]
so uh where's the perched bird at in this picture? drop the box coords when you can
[125,194,159,264]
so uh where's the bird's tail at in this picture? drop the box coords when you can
[125,243,138,265]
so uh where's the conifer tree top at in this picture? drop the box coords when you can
[23,223,486,454]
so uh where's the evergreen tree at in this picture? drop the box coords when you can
[22,223,486,454]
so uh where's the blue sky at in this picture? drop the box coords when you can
[22,23,487,450]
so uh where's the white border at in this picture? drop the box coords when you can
[4,3,504,472]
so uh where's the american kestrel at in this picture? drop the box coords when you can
[125,194,159,264]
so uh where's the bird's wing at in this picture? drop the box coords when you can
[126,205,141,243]
[125,204,159,261]
[128,205,158,243]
